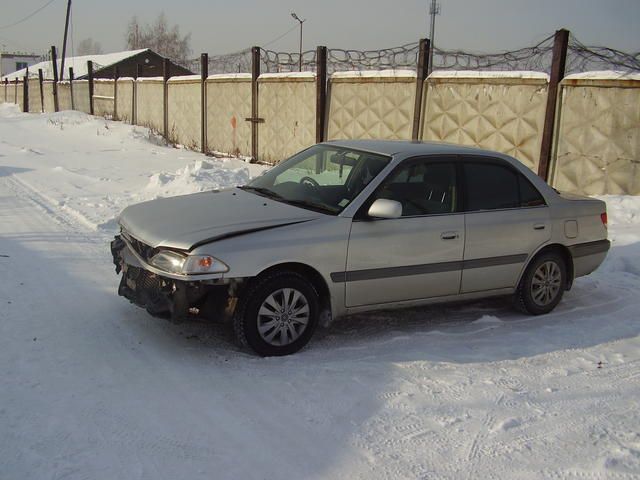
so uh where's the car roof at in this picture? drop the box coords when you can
[322,139,507,158]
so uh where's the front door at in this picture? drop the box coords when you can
[344,159,464,307]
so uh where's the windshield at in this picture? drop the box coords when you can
[244,145,391,215]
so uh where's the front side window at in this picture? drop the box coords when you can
[372,160,458,216]
[245,145,390,214]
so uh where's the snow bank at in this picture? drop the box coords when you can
[0,105,267,231]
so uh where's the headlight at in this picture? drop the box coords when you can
[150,251,187,274]
[150,251,229,275]
[182,255,229,274]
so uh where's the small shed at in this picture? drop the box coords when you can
[1,49,192,81]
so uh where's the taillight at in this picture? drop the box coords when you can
[601,212,608,227]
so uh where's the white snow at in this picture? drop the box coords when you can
[207,73,252,81]
[429,70,550,80]
[259,72,316,80]
[563,70,640,81]
[331,69,417,79]
[1,49,149,81]
[1,102,640,480]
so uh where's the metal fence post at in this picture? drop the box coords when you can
[316,46,328,144]
[69,67,74,110]
[51,46,59,112]
[163,58,170,139]
[538,28,569,181]
[14,78,18,103]
[38,69,45,112]
[200,53,208,154]
[87,61,94,115]
[4,78,7,102]
[113,66,119,120]
[412,38,430,141]
[250,46,261,163]
[23,73,29,112]
[133,64,141,125]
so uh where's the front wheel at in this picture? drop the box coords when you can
[514,252,566,315]
[233,271,319,356]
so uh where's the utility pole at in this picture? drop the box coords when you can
[428,0,440,74]
[291,12,306,72]
[60,0,72,81]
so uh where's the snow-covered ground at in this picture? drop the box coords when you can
[1,103,639,480]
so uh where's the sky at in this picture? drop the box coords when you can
[0,0,638,58]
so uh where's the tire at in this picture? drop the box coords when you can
[233,271,319,356]
[514,251,567,315]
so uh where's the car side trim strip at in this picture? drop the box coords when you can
[568,239,611,258]
[331,253,528,283]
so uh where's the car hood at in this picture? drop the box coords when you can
[118,188,322,251]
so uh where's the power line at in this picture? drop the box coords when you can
[0,0,59,29]
[261,23,300,49]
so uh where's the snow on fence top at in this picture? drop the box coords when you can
[259,72,316,82]
[331,70,417,82]
[206,73,252,82]
[429,70,549,80]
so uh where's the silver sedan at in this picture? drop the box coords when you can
[111,140,610,356]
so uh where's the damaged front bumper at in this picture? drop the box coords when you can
[110,235,230,322]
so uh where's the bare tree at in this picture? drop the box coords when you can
[77,38,103,56]
[125,13,191,63]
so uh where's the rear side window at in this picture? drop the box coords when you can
[463,163,519,211]
[519,175,546,207]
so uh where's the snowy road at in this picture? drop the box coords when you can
[1,105,640,479]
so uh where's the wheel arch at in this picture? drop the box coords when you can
[252,262,333,315]
[518,243,575,291]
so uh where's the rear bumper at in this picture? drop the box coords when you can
[569,239,611,278]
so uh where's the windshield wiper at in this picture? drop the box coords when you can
[238,185,284,200]
[280,199,338,215]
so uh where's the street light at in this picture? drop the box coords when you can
[291,12,306,72]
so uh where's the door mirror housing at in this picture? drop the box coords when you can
[367,199,402,219]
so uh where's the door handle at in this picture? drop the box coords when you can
[533,224,546,230]
[441,231,459,240]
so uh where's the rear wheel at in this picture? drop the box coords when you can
[233,271,319,356]
[514,252,566,315]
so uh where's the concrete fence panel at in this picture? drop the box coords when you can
[43,82,55,112]
[421,71,549,172]
[116,78,134,123]
[206,74,252,157]
[73,80,90,114]
[551,72,640,195]
[28,79,42,112]
[58,82,72,111]
[136,78,164,133]
[327,70,417,141]
[167,75,201,149]
[93,79,115,118]
[16,82,24,109]
[258,72,316,164]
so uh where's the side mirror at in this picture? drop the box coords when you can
[367,199,402,219]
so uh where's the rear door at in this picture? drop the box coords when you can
[344,158,465,307]
[460,159,551,293]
